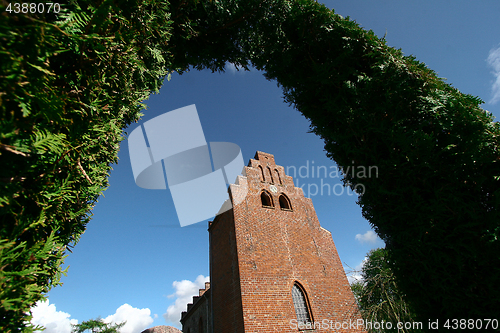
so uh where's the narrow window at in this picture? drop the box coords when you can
[261,190,274,208]
[292,283,312,327]
[199,317,203,333]
[267,166,274,183]
[274,169,282,185]
[259,166,265,182]
[279,194,292,210]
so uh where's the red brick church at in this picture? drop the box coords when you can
[181,152,365,332]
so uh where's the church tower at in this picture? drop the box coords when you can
[206,151,364,332]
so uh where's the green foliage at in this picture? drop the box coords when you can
[72,317,125,333]
[351,248,420,333]
[171,0,500,326]
[1,0,499,331]
[0,0,175,330]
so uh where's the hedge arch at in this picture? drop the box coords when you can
[1,0,499,330]
[175,1,500,325]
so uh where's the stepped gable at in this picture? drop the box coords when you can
[181,151,365,332]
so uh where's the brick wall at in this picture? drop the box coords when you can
[209,209,245,332]
[180,283,211,333]
[209,151,365,332]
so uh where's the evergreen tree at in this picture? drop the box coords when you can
[1,0,176,330]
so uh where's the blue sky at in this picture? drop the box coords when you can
[31,1,500,332]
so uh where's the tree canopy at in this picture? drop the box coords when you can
[1,0,499,331]
[72,318,125,333]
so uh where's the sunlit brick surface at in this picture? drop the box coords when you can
[209,152,365,333]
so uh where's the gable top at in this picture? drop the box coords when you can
[251,151,276,166]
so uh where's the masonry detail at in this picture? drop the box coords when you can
[181,151,365,332]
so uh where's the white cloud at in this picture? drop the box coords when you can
[31,300,154,333]
[103,304,154,333]
[225,62,245,74]
[355,230,379,244]
[31,300,78,333]
[163,275,209,326]
[487,45,500,105]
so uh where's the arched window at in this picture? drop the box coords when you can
[267,166,274,183]
[258,166,265,182]
[279,194,292,210]
[261,190,274,208]
[292,283,312,327]
[274,169,282,185]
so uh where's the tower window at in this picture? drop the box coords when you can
[261,190,274,208]
[292,283,312,327]
[274,169,282,185]
[279,194,292,210]
[267,166,274,183]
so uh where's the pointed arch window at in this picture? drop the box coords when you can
[267,166,274,183]
[274,169,282,185]
[292,283,312,327]
[261,190,274,208]
[279,194,292,210]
